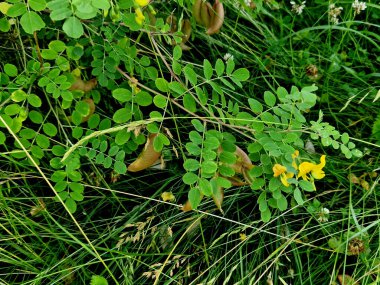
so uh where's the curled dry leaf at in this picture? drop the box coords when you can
[182,193,204,212]
[212,186,224,214]
[30,198,46,217]
[348,173,360,184]
[337,274,358,285]
[161,192,175,202]
[166,16,192,50]
[181,199,193,212]
[69,77,97,92]
[128,133,161,172]
[227,176,249,186]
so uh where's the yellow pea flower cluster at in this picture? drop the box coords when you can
[273,151,326,189]
[134,0,150,25]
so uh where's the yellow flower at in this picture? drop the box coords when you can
[135,7,145,25]
[135,0,150,7]
[298,155,326,181]
[273,164,294,187]
[273,164,287,177]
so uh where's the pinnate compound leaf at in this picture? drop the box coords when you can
[189,187,202,210]
[6,3,27,17]
[260,208,271,222]
[63,17,84,38]
[113,108,131,123]
[183,159,200,171]
[294,188,304,205]
[264,91,276,107]
[183,65,197,86]
[199,178,212,197]
[0,18,10,32]
[20,11,45,34]
[155,78,169,92]
[90,275,108,285]
[114,161,127,174]
[11,90,27,102]
[65,198,77,213]
[91,0,110,10]
[112,88,132,102]
[4,64,18,77]
[232,68,250,81]
[203,59,213,80]
[248,98,263,114]
[215,59,225,76]
[183,172,198,185]
[29,0,47,11]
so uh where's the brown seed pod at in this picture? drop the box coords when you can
[200,1,212,28]
[128,133,161,172]
[166,15,178,33]
[206,0,224,35]
[69,77,97,92]
[192,0,203,25]
[181,19,192,43]
[81,98,95,122]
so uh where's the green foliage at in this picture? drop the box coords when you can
[90,275,108,285]
[372,113,380,143]
[1,1,379,284]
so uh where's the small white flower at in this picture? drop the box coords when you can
[321,208,330,215]
[317,207,330,223]
[244,0,252,6]
[223,53,234,61]
[352,0,366,15]
[328,4,343,24]
[290,1,306,15]
[318,216,328,223]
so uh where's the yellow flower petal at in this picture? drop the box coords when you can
[298,161,314,180]
[135,0,150,7]
[286,172,294,179]
[319,155,326,168]
[135,8,145,25]
[311,155,326,179]
[280,173,290,187]
[311,169,325,179]
[273,164,287,177]
[298,155,326,180]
